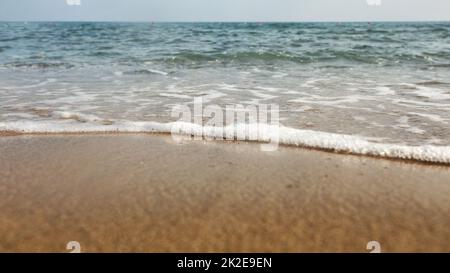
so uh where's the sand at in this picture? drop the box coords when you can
[0,134,449,253]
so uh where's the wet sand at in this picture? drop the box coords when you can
[0,134,449,253]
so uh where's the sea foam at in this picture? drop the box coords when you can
[1,120,450,164]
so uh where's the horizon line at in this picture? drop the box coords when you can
[1,19,450,23]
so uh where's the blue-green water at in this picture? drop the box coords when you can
[1,22,450,160]
[2,22,450,68]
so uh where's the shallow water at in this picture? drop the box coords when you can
[1,22,450,162]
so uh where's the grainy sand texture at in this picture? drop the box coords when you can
[0,134,449,252]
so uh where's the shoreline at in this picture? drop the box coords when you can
[1,130,450,166]
[1,134,450,252]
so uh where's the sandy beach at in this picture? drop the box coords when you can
[0,134,449,252]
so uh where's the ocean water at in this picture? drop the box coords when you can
[1,22,450,163]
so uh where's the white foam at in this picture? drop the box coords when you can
[393,98,450,108]
[375,86,396,96]
[2,113,37,119]
[412,86,450,100]
[159,93,192,99]
[1,120,450,164]
[290,94,362,106]
[192,90,226,103]
[408,112,448,124]
[19,78,57,89]
[293,106,314,112]
[395,116,426,135]
[272,72,288,78]
[250,90,277,100]
[146,69,169,76]
[51,111,106,123]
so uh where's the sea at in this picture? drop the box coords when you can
[1,22,450,163]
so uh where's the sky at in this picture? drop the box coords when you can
[0,0,450,22]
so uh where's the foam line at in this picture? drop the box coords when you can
[1,120,450,164]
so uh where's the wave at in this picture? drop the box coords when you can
[4,49,447,69]
[1,120,450,165]
[124,69,169,76]
[429,64,450,68]
[4,62,74,69]
[415,80,449,86]
[163,51,355,65]
[153,49,450,66]
[0,46,12,53]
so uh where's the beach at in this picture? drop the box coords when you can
[1,20,450,254]
[1,134,449,253]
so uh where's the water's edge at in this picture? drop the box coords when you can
[2,121,450,165]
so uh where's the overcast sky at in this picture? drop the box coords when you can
[1,0,450,22]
